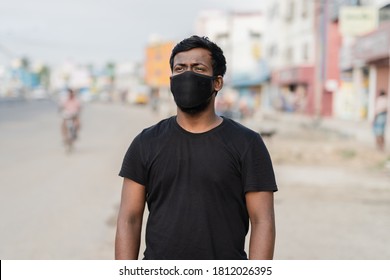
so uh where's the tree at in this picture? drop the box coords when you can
[105,62,116,83]
[38,65,50,88]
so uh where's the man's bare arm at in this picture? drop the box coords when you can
[115,178,146,260]
[246,191,276,260]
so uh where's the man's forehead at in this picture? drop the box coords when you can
[173,48,212,64]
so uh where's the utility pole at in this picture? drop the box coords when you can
[315,0,329,120]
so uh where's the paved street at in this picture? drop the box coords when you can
[0,100,389,259]
[0,100,158,259]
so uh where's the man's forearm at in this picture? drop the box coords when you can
[115,221,142,260]
[248,221,276,260]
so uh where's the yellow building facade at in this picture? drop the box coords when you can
[145,42,175,87]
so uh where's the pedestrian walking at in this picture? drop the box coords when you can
[373,90,388,151]
[115,35,278,260]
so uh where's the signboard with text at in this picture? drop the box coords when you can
[340,6,378,36]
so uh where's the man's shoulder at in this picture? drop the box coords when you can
[222,117,258,137]
[139,116,174,138]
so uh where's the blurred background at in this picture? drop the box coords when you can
[0,0,389,259]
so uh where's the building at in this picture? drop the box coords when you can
[263,0,341,117]
[195,10,266,119]
[114,62,146,104]
[352,3,390,121]
[334,0,390,121]
[145,41,174,89]
[144,39,175,113]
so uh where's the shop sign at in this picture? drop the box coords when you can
[272,66,314,85]
[340,6,378,36]
[279,68,299,83]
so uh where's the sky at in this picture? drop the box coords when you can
[0,0,264,67]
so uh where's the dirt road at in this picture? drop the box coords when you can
[0,101,389,259]
[244,113,390,259]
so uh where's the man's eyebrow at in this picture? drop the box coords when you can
[188,62,208,68]
[174,62,207,66]
[192,62,206,66]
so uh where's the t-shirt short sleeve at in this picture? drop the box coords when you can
[119,134,147,186]
[242,133,277,193]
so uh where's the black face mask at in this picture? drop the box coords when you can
[170,71,216,109]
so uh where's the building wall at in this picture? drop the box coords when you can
[321,19,343,116]
[229,12,263,78]
[195,11,264,84]
[351,20,390,120]
[334,1,390,121]
[145,42,174,88]
[263,0,318,115]
[194,10,267,118]
[286,0,316,66]
[264,0,316,69]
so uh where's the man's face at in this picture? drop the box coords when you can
[171,48,223,115]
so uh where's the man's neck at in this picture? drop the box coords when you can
[176,110,222,133]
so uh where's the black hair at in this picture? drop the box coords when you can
[169,35,227,77]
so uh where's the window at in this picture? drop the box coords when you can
[269,3,279,21]
[302,43,309,61]
[286,47,293,63]
[286,1,295,22]
[302,0,308,18]
[268,45,278,58]
[249,31,261,39]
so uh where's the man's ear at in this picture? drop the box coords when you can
[214,76,223,92]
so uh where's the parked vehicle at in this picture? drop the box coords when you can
[31,87,49,100]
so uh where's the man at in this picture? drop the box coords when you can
[116,36,277,260]
[373,90,388,151]
[59,88,82,142]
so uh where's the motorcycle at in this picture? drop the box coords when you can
[63,115,78,153]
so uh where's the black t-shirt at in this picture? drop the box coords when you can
[119,116,277,260]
